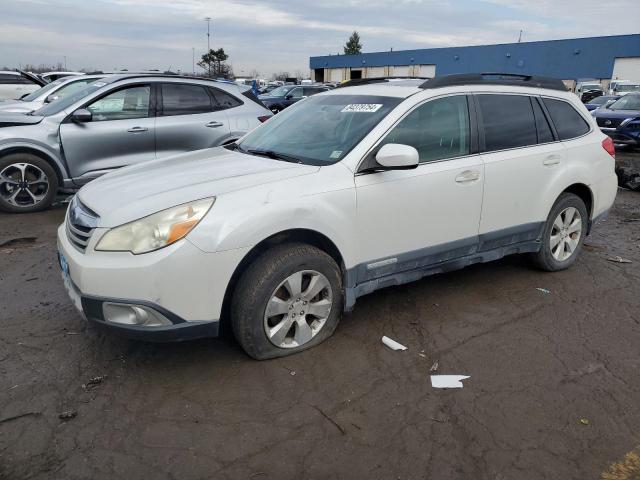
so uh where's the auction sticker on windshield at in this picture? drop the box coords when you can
[341,104,383,113]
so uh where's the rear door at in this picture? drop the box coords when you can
[154,82,230,158]
[476,93,565,246]
[60,83,155,179]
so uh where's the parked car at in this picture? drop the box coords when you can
[592,93,640,148]
[0,75,105,113]
[0,74,272,212]
[0,71,46,101]
[581,89,603,104]
[40,71,86,83]
[609,80,640,96]
[575,81,602,100]
[258,85,329,113]
[584,94,620,111]
[57,73,617,359]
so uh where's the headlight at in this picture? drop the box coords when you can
[96,198,215,254]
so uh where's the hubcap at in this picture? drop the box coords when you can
[550,207,582,262]
[264,270,333,349]
[0,163,49,207]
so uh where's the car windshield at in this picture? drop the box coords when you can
[588,96,612,105]
[20,79,66,101]
[609,95,640,111]
[31,80,110,116]
[265,86,294,97]
[582,84,601,90]
[236,94,402,166]
[617,84,640,92]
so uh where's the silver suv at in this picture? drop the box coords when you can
[0,75,272,212]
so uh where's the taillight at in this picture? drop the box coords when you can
[602,136,615,157]
[258,115,272,123]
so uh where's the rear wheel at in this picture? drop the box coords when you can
[0,154,58,213]
[530,193,588,271]
[231,243,343,360]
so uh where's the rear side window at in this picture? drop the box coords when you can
[209,88,242,110]
[478,94,537,151]
[532,98,554,144]
[542,98,590,140]
[0,74,29,84]
[161,84,212,116]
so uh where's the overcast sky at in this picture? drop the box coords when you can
[1,0,638,77]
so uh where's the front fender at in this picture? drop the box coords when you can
[0,139,68,181]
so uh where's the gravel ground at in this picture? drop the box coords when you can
[1,151,639,480]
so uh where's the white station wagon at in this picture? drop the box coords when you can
[58,74,618,359]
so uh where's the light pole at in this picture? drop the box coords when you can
[204,17,212,77]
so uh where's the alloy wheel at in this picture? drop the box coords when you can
[263,270,333,348]
[0,163,50,208]
[550,207,582,261]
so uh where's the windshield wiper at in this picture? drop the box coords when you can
[246,149,302,164]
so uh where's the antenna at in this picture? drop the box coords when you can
[518,30,523,43]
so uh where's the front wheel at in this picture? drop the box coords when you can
[530,193,588,271]
[231,243,343,360]
[0,154,59,213]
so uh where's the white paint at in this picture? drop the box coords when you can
[431,375,470,388]
[382,336,407,351]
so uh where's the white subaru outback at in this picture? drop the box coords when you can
[57,74,618,359]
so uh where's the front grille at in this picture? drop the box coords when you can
[66,197,99,253]
[597,117,624,128]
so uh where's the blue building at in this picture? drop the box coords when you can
[309,34,640,86]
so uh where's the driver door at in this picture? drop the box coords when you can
[354,94,484,284]
[60,84,155,182]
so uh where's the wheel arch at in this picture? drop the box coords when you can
[0,146,66,187]
[558,183,595,234]
[219,228,346,334]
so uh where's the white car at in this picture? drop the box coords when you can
[0,71,45,101]
[57,74,618,359]
[0,74,104,113]
[40,71,86,83]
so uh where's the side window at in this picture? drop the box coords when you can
[0,74,27,84]
[303,87,322,97]
[161,84,212,116]
[87,86,150,121]
[477,94,537,151]
[209,88,242,110]
[289,87,304,99]
[380,95,470,163]
[542,98,590,140]
[532,98,554,144]
[56,79,93,99]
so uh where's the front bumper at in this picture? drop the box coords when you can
[57,223,250,342]
[601,128,640,146]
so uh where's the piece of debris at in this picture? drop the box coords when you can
[430,416,448,423]
[82,375,107,391]
[25,277,38,282]
[418,353,427,358]
[607,256,632,264]
[310,404,345,435]
[580,418,590,425]
[536,288,551,295]
[382,336,407,351]
[59,410,77,420]
[430,375,470,389]
[430,361,439,373]
[0,411,41,424]
[0,237,37,249]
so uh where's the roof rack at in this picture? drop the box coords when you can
[419,73,567,91]
[335,76,431,88]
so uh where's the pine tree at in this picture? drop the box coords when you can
[343,31,363,55]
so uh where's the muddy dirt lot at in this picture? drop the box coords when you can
[1,152,640,480]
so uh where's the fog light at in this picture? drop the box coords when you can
[102,303,172,327]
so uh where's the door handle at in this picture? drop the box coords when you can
[205,121,224,128]
[543,155,562,166]
[127,126,148,133]
[455,170,481,183]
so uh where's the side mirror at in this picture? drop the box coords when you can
[45,94,59,103]
[285,94,293,100]
[375,143,419,170]
[71,108,92,123]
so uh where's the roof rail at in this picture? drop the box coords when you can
[335,76,431,88]
[419,73,567,91]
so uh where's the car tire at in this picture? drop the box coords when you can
[231,242,343,360]
[530,193,588,272]
[0,153,59,213]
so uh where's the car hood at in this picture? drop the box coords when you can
[0,101,35,114]
[78,147,320,227]
[592,109,640,120]
[0,113,43,127]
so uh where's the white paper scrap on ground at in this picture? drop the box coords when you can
[430,375,470,389]
[381,336,407,351]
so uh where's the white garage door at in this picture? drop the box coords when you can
[366,67,385,78]
[612,57,640,82]
[418,64,436,78]
[329,69,344,82]
[392,66,410,77]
